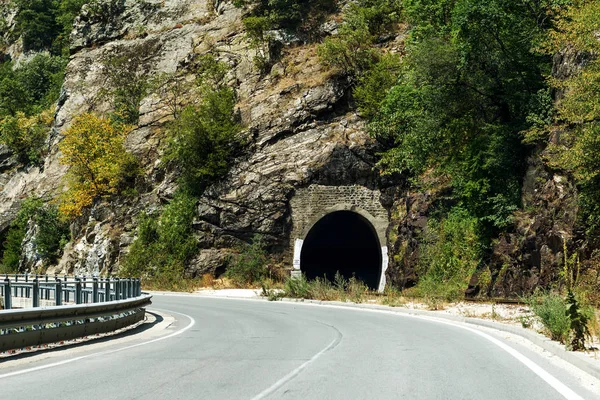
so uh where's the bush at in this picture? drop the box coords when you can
[0,109,52,165]
[101,53,151,124]
[282,272,372,302]
[225,235,269,286]
[164,56,241,195]
[58,113,139,218]
[284,274,312,299]
[121,192,198,286]
[413,208,481,302]
[528,292,571,343]
[237,0,336,34]
[0,54,66,117]
[0,197,70,273]
[13,0,87,54]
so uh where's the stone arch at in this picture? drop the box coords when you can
[292,204,389,292]
[290,185,390,292]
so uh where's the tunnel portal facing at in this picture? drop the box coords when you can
[299,211,382,290]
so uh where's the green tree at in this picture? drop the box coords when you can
[164,56,241,195]
[372,0,557,237]
[121,192,198,283]
[0,197,69,273]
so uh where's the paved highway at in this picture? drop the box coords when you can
[1,295,599,399]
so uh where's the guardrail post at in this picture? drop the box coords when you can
[25,273,29,298]
[93,277,99,303]
[75,277,82,304]
[106,278,111,301]
[33,278,40,308]
[83,276,87,303]
[115,279,121,301]
[55,278,62,306]
[3,277,11,310]
[45,275,50,300]
[126,279,131,298]
[136,279,141,296]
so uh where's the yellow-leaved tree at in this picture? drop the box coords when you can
[59,113,138,218]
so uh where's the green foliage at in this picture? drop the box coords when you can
[14,0,60,52]
[371,0,559,237]
[0,197,69,273]
[318,0,402,77]
[283,274,312,299]
[542,1,600,240]
[0,109,53,165]
[528,292,571,343]
[13,0,87,54]
[121,192,198,285]
[414,208,481,302]
[101,53,151,125]
[565,291,591,351]
[225,235,269,286]
[0,54,66,117]
[164,56,240,195]
[237,0,336,34]
[282,272,370,302]
[353,53,401,118]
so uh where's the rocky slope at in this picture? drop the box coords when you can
[0,0,592,298]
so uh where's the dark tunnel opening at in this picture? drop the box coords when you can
[300,211,382,290]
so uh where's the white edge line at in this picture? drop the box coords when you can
[0,308,195,380]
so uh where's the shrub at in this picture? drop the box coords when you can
[13,0,88,54]
[0,197,69,273]
[565,291,592,351]
[284,274,312,299]
[121,192,198,286]
[58,113,138,218]
[0,109,53,165]
[226,235,269,286]
[164,56,241,195]
[236,0,336,35]
[0,54,66,117]
[101,53,151,124]
[528,292,571,343]
[14,0,61,52]
[413,208,481,302]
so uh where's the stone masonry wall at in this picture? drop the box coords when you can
[290,184,389,247]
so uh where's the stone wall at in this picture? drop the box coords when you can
[290,184,388,246]
[289,184,390,292]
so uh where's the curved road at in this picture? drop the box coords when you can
[1,295,599,399]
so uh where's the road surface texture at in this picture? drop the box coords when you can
[1,295,599,400]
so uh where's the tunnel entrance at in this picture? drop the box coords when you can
[300,211,382,290]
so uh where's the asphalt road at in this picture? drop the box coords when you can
[1,295,599,400]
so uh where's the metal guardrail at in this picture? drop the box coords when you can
[1,274,142,310]
[0,275,152,353]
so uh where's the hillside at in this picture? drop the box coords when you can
[0,0,598,305]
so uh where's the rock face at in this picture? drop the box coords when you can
[0,0,394,283]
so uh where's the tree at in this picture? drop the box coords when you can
[0,109,52,165]
[59,113,138,218]
[164,56,241,195]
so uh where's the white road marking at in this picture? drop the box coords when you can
[427,317,586,400]
[0,308,195,380]
[250,333,342,400]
